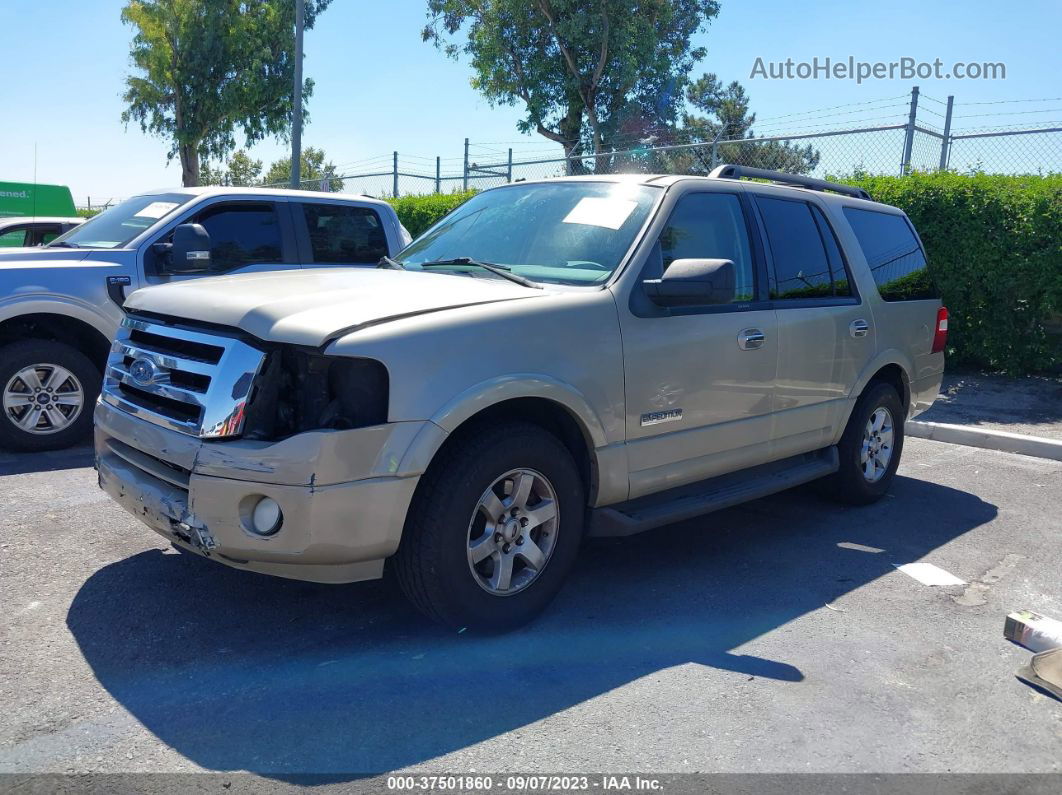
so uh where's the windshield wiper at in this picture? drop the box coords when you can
[377,255,405,270]
[48,241,79,248]
[420,257,541,289]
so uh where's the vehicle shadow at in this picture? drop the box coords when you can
[0,443,94,476]
[66,475,996,777]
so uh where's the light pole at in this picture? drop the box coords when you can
[290,0,305,188]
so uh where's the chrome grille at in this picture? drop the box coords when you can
[102,316,265,438]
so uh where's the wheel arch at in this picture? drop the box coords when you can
[0,312,111,371]
[411,376,618,506]
[850,351,913,413]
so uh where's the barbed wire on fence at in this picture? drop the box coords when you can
[78,88,1061,208]
[308,89,1061,199]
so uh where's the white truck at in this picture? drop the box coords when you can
[0,187,410,451]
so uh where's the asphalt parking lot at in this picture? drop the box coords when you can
[1,437,1060,780]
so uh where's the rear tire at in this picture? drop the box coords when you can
[822,381,904,505]
[0,340,100,452]
[393,421,585,632]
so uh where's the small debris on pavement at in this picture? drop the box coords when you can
[1005,609,1062,653]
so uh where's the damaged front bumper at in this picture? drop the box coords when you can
[94,399,440,584]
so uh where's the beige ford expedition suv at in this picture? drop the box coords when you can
[95,166,947,631]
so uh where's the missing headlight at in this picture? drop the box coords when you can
[242,347,388,440]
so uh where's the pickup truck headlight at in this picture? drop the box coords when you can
[241,347,388,440]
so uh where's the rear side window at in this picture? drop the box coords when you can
[756,196,851,300]
[195,203,283,272]
[302,203,388,264]
[0,226,28,247]
[843,207,937,301]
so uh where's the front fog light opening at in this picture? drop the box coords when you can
[249,496,283,536]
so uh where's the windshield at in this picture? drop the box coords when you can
[49,193,193,249]
[397,181,660,285]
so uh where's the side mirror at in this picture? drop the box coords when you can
[643,258,736,307]
[155,223,212,274]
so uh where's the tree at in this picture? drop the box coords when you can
[263,147,343,191]
[423,1,720,162]
[121,0,331,187]
[199,150,263,186]
[675,73,820,175]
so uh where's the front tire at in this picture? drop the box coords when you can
[824,381,905,505]
[393,421,585,632]
[0,340,100,452]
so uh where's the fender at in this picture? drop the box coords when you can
[429,373,609,447]
[0,293,120,344]
[397,373,630,506]
[833,348,914,443]
[849,347,914,401]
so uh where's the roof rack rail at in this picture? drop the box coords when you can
[707,164,872,201]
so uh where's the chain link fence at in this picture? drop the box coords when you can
[78,88,1060,206]
[315,88,1061,198]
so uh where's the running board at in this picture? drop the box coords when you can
[588,447,839,537]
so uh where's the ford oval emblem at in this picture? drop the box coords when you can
[129,357,158,386]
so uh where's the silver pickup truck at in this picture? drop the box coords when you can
[94,167,947,631]
[0,187,409,451]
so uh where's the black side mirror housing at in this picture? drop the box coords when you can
[643,258,736,307]
[155,223,212,274]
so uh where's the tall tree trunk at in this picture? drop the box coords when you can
[179,143,200,187]
[559,99,585,175]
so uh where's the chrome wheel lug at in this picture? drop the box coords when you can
[520,517,529,527]
[503,543,511,553]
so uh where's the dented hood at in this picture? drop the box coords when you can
[123,267,546,347]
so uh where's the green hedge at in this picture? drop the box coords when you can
[387,190,476,238]
[842,172,1062,374]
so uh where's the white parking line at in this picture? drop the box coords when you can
[893,561,966,586]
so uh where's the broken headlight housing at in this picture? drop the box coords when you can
[241,346,388,441]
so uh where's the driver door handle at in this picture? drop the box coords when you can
[738,328,766,350]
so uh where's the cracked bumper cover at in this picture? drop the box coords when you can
[94,399,439,584]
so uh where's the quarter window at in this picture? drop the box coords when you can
[757,196,849,300]
[194,203,283,272]
[0,226,28,247]
[658,193,755,302]
[843,207,937,301]
[302,204,388,264]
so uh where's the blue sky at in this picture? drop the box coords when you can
[2,0,1059,203]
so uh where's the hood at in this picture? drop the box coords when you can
[0,247,92,267]
[124,267,550,347]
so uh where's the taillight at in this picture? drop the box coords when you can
[931,306,948,354]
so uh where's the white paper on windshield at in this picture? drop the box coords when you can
[134,201,179,219]
[562,197,637,230]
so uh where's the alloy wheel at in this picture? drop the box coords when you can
[467,468,560,596]
[2,364,85,435]
[861,407,894,483]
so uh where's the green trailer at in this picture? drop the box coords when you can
[0,181,77,218]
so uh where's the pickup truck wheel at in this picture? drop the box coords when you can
[393,422,585,632]
[0,340,100,452]
[826,381,904,505]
